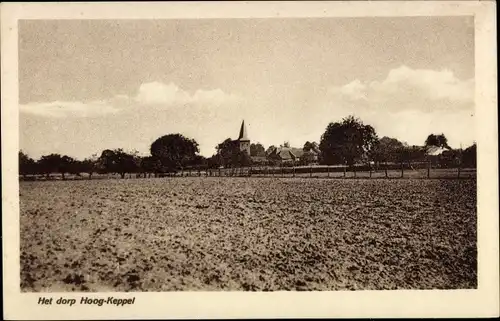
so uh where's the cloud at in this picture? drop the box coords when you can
[20,82,240,119]
[113,94,130,100]
[135,81,239,107]
[19,100,118,118]
[314,66,476,148]
[135,82,191,105]
[329,79,367,101]
[328,65,474,112]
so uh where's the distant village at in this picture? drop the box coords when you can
[226,120,475,168]
[229,120,320,166]
[18,117,476,180]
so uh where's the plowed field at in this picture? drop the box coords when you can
[20,177,477,291]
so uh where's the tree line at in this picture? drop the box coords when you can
[19,115,477,180]
[318,116,476,169]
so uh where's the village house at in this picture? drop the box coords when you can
[266,143,319,165]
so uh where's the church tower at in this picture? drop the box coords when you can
[237,120,250,155]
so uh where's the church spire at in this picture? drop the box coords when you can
[238,120,249,141]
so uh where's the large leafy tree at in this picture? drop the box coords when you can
[60,155,76,178]
[303,141,319,152]
[98,149,139,178]
[78,154,99,179]
[190,154,208,168]
[37,154,75,180]
[139,156,163,176]
[37,154,60,179]
[150,134,199,171]
[370,136,405,164]
[215,138,236,167]
[402,144,426,167]
[19,151,37,178]
[206,155,221,169]
[232,150,252,167]
[462,142,477,168]
[250,143,266,157]
[425,133,450,148]
[319,116,378,165]
[215,138,253,167]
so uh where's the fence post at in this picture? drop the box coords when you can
[353,165,357,178]
[400,161,404,178]
[327,165,330,177]
[427,160,431,178]
[385,162,388,178]
[369,163,372,178]
[293,163,296,177]
[343,163,346,178]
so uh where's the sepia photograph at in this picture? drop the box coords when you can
[2,1,498,319]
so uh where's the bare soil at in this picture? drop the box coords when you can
[20,177,477,291]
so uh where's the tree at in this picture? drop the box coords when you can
[60,155,76,179]
[319,115,378,165]
[150,134,199,171]
[215,138,235,167]
[425,133,450,148]
[265,145,277,156]
[402,145,426,168]
[79,154,99,179]
[462,142,477,168]
[231,150,252,167]
[215,138,253,167]
[19,151,36,178]
[207,155,221,169]
[37,155,58,179]
[36,154,75,180]
[303,141,319,152]
[98,149,139,178]
[193,155,208,166]
[370,136,405,164]
[213,138,254,167]
[190,155,208,172]
[250,143,266,157]
[98,149,117,174]
[38,154,61,179]
[139,156,163,177]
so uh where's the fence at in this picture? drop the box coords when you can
[19,162,476,182]
[169,162,475,179]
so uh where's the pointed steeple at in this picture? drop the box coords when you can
[238,120,249,141]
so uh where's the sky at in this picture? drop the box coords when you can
[19,17,475,160]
